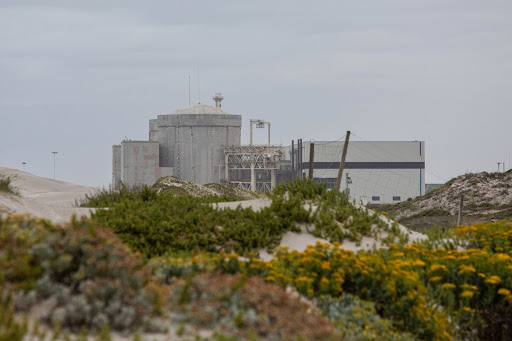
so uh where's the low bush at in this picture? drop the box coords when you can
[92,179,401,258]
[0,174,17,195]
[318,294,417,341]
[171,271,335,341]
[78,184,158,208]
[0,215,166,333]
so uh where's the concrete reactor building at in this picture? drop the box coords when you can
[113,93,242,188]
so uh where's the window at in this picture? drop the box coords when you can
[393,196,401,201]
[372,196,380,201]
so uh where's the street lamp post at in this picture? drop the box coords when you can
[52,152,58,180]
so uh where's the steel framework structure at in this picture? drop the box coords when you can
[223,145,282,191]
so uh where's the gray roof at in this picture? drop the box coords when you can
[170,103,231,115]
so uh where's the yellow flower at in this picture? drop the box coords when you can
[441,283,456,290]
[484,275,501,285]
[320,277,330,285]
[460,290,475,299]
[321,261,331,271]
[458,265,476,275]
[477,273,486,278]
[463,307,475,313]
[411,259,426,267]
[265,276,275,282]
[498,288,511,296]
[429,264,447,273]
[494,253,512,262]
[429,276,442,283]
[460,284,478,291]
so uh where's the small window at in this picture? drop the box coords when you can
[393,196,401,201]
[372,196,380,201]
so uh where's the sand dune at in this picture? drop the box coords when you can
[0,167,95,223]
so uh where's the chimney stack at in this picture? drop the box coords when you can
[213,93,224,108]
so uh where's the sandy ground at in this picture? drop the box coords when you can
[214,198,272,211]
[0,167,96,224]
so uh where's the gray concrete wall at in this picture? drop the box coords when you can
[120,141,160,187]
[156,114,241,184]
[112,145,121,189]
[149,119,158,142]
[160,167,174,178]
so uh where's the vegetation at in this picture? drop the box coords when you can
[170,272,335,340]
[0,289,28,341]
[0,215,166,333]
[149,218,512,341]
[5,179,512,340]
[90,179,404,257]
[0,174,17,195]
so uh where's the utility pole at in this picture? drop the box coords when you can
[52,152,58,180]
[298,139,303,180]
[309,143,315,179]
[457,194,464,226]
[335,131,351,191]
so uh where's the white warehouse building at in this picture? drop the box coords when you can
[282,140,425,204]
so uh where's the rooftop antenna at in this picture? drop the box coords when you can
[188,74,191,106]
[197,68,200,104]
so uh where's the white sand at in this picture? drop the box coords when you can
[0,167,96,224]
[214,198,272,211]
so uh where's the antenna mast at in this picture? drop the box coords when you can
[197,68,200,104]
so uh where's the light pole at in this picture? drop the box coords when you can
[52,152,58,179]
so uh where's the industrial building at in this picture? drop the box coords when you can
[113,93,242,188]
[281,140,425,204]
[113,94,426,204]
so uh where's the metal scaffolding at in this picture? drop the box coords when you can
[223,145,282,191]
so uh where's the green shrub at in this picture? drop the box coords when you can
[92,179,399,258]
[319,294,417,341]
[0,174,17,195]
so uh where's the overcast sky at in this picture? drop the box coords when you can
[1,0,511,187]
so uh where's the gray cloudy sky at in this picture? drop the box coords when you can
[1,0,511,187]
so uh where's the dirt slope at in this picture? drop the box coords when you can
[376,172,512,229]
